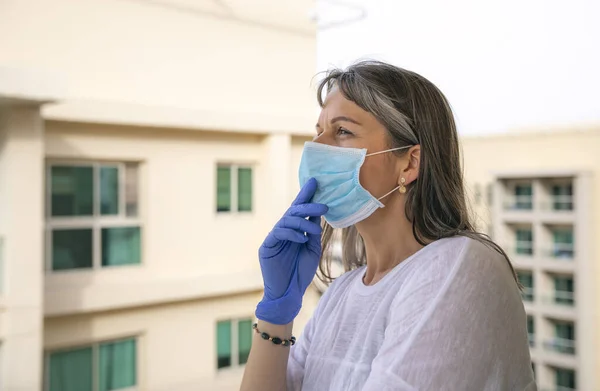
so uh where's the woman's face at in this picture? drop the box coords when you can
[314,88,402,199]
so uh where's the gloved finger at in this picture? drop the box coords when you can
[291,178,318,206]
[306,215,323,253]
[262,232,283,248]
[308,215,322,229]
[272,227,309,243]
[278,216,322,235]
[287,203,328,218]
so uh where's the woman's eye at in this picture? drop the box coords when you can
[337,127,353,136]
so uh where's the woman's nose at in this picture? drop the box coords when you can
[312,131,336,146]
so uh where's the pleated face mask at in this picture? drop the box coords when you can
[298,141,412,228]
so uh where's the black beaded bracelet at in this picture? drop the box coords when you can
[253,323,296,347]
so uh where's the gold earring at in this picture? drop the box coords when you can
[399,177,407,194]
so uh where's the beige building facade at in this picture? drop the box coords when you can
[462,128,600,391]
[0,1,318,390]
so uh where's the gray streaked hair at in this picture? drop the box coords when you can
[315,60,519,287]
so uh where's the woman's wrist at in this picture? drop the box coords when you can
[256,319,294,339]
[253,322,296,347]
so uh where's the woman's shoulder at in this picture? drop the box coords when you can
[413,235,513,274]
[450,235,516,280]
[390,235,523,332]
[399,235,518,297]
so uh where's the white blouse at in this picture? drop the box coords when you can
[287,236,537,391]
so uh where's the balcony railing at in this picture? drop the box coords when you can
[540,195,574,211]
[541,244,575,260]
[515,241,534,256]
[503,195,533,211]
[544,337,576,355]
[544,290,575,307]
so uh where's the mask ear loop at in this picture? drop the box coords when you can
[368,145,413,201]
[377,185,401,201]
[365,145,413,157]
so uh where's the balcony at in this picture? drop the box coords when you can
[515,240,534,256]
[539,231,575,271]
[507,250,533,272]
[547,290,575,307]
[539,246,575,273]
[547,243,575,259]
[540,195,574,212]
[539,197,576,224]
[503,195,534,211]
[539,261,575,276]
[544,338,576,355]
[541,291,576,320]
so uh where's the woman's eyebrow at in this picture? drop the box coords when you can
[330,116,362,126]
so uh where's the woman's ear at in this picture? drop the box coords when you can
[399,145,420,185]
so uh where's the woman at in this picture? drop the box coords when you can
[241,61,535,391]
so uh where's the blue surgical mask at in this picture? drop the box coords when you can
[298,141,412,228]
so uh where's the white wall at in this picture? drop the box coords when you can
[317,0,600,135]
[291,136,312,196]
[0,0,318,132]
[0,106,45,391]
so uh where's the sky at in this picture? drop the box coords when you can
[316,0,600,136]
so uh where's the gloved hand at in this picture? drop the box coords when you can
[255,178,328,325]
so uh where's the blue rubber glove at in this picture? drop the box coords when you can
[255,178,328,325]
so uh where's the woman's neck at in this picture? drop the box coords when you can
[356,198,423,286]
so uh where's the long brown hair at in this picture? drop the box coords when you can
[316,60,519,286]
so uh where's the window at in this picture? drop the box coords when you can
[553,322,576,355]
[554,275,574,306]
[515,228,533,255]
[553,228,574,259]
[46,163,141,271]
[216,165,253,212]
[527,315,535,347]
[46,338,137,391]
[514,184,533,210]
[555,368,576,390]
[217,318,253,369]
[552,183,573,211]
[517,271,534,301]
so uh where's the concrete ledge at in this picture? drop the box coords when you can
[43,99,316,136]
[44,268,264,317]
[0,66,316,136]
[492,169,592,180]
[0,66,66,106]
